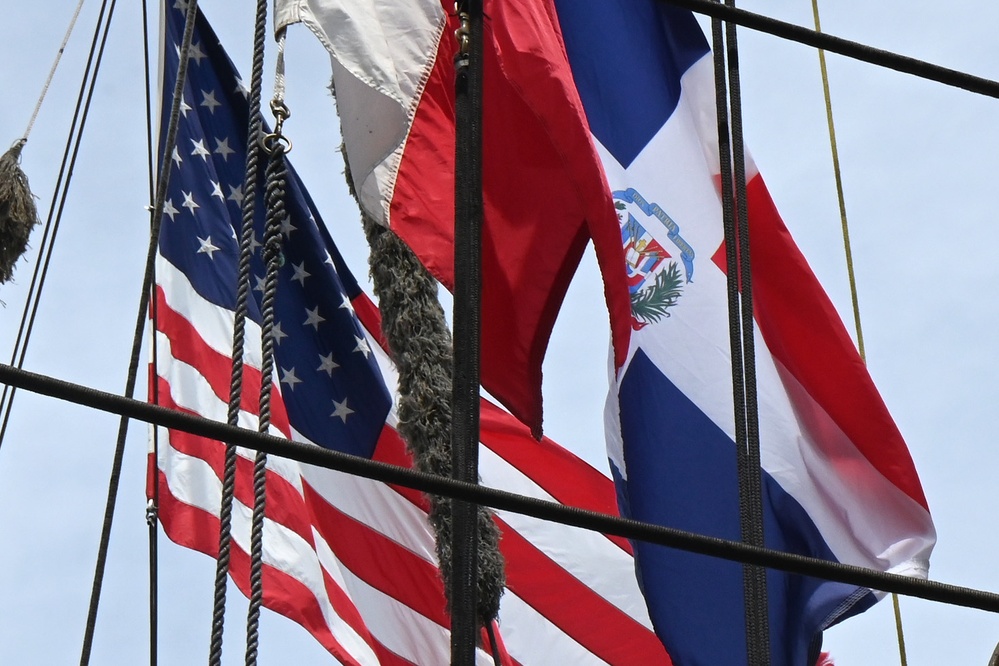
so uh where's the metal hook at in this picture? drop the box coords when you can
[259,132,292,155]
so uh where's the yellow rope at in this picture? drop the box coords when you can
[809,0,866,363]
[809,1,906,664]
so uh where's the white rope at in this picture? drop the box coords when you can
[22,0,89,142]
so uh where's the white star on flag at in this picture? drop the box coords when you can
[304,306,325,330]
[181,191,199,214]
[280,367,302,390]
[353,336,371,358]
[190,138,211,160]
[214,137,235,160]
[271,322,288,345]
[162,199,179,221]
[227,184,244,206]
[317,352,339,376]
[331,398,354,423]
[210,181,225,200]
[200,89,221,113]
[196,236,220,258]
[291,262,310,285]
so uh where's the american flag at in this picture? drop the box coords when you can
[151,5,667,663]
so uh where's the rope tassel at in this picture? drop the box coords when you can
[0,140,39,285]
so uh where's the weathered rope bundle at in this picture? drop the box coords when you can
[0,140,39,284]
[0,0,86,286]
[346,156,505,625]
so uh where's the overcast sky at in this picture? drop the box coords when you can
[0,0,997,664]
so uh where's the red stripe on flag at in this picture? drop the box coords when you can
[156,286,292,438]
[155,463,415,665]
[709,177,928,510]
[479,400,632,554]
[369,426,431,511]
[496,516,670,664]
[302,482,450,627]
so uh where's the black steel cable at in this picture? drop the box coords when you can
[660,0,999,98]
[0,0,115,456]
[79,0,200,662]
[3,361,997,617]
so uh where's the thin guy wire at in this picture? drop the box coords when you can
[208,0,269,660]
[810,0,866,362]
[244,145,288,666]
[891,592,908,666]
[4,360,996,617]
[0,0,114,457]
[140,0,160,663]
[21,0,88,140]
[80,0,200,661]
[811,3,903,661]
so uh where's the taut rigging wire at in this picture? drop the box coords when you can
[809,2,905,661]
[79,0,201,662]
[4,360,998,618]
[0,0,115,457]
[663,0,999,99]
[139,0,160,662]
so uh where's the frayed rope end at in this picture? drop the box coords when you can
[0,139,39,285]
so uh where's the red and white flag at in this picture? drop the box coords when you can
[275,0,632,437]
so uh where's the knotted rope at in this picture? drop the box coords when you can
[0,140,39,285]
[343,153,505,627]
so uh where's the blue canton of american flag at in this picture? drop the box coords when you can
[155,3,391,457]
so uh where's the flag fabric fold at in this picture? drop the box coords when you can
[151,5,665,664]
[548,1,935,664]
[275,0,632,437]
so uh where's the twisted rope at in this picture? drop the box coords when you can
[243,143,288,666]
[344,147,505,626]
[207,0,269,661]
[710,7,770,663]
[359,208,505,626]
[21,0,88,141]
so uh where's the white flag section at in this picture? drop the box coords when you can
[151,5,667,664]
[273,0,444,226]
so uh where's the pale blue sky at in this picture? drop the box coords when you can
[0,1,997,663]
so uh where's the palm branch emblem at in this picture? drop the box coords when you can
[631,261,683,326]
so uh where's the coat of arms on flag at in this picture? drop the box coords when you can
[616,187,694,328]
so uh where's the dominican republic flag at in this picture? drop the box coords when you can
[151,4,666,664]
[278,0,937,663]
[557,2,936,665]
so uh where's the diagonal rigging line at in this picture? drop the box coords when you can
[2,360,998,617]
[658,0,999,99]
